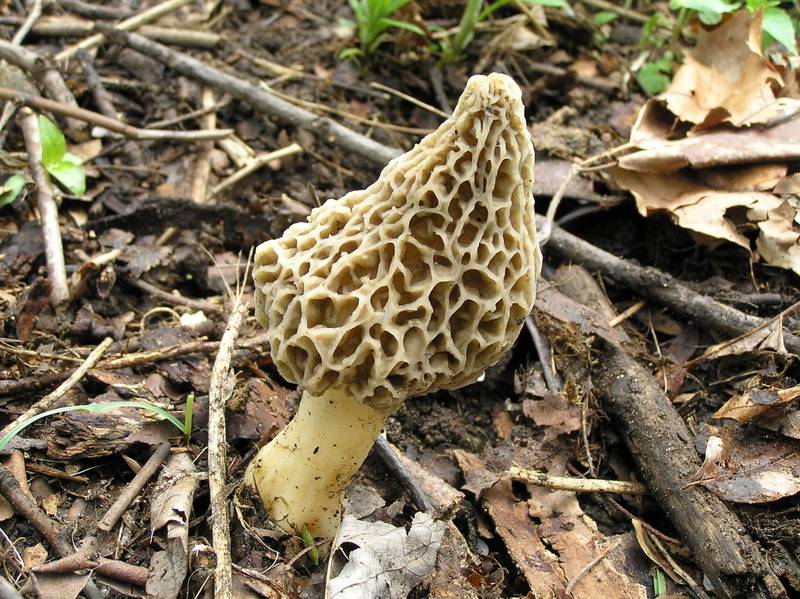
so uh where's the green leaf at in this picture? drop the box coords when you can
[375,17,425,36]
[47,154,86,196]
[669,0,740,12]
[339,46,364,61]
[0,400,185,451]
[638,55,674,95]
[763,7,797,54]
[37,115,66,168]
[0,174,26,208]
[652,568,667,596]
[593,10,618,26]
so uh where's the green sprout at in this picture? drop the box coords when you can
[0,174,26,208]
[339,0,425,61]
[38,114,86,197]
[0,400,193,451]
[301,524,320,565]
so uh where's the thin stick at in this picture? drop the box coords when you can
[508,466,647,495]
[374,435,433,513]
[55,0,194,62]
[208,298,247,599]
[0,334,271,397]
[18,107,69,305]
[565,538,623,595]
[369,82,449,118]
[0,337,113,437]
[191,87,216,203]
[96,26,403,166]
[125,276,223,313]
[0,87,231,141]
[97,442,171,532]
[11,0,42,45]
[211,143,303,196]
[57,0,132,20]
[0,465,71,556]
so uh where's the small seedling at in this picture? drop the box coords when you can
[183,392,195,443]
[339,0,425,61]
[38,114,86,196]
[652,568,667,596]
[0,400,191,451]
[0,174,26,208]
[301,524,320,565]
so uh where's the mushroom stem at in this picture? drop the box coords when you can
[244,388,389,538]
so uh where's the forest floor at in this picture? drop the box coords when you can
[0,1,799,598]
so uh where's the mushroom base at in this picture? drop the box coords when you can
[244,388,390,538]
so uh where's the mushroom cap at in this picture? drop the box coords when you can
[253,73,541,413]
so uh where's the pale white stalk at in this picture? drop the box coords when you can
[245,388,389,538]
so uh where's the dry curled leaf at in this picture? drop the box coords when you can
[327,512,446,599]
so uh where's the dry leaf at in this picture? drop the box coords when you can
[713,384,800,422]
[327,512,445,599]
[694,432,800,503]
[660,11,784,128]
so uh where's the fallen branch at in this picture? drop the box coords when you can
[593,344,786,599]
[18,107,69,305]
[95,25,403,166]
[539,216,800,353]
[0,87,232,142]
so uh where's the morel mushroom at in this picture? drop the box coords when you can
[247,73,541,538]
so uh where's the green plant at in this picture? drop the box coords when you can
[38,114,86,196]
[0,173,25,208]
[339,0,425,61]
[438,0,566,64]
[652,568,667,596]
[0,400,193,451]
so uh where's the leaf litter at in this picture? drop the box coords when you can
[613,10,800,276]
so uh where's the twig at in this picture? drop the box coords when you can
[96,26,404,166]
[211,143,303,196]
[374,435,433,512]
[0,40,85,138]
[369,82,449,118]
[575,0,650,23]
[539,216,800,354]
[11,0,42,45]
[565,538,623,595]
[57,0,132,20]
[55,0,194,61]
[191,87,216,203]
[0,87,231,141]
[207,299,248,599]
[124,276,223,313]
[0,334,271,397]
[0,465,71,556]
[0,337,112,436]
[525,316,561,392]
[537,164,577,247]
[76,49,121,120]
[508,466,647,495]
[18,107,69,305]
[97,442,171,532]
